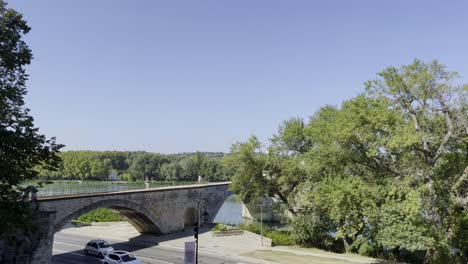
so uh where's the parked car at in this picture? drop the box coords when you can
[103,251,143,264]
[84,239,114,258]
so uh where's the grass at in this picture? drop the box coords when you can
[242,250,382,264]
[237,223,295,246]
[76,208,124,223]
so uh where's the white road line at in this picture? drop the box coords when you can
[53,248,85,257]
[54,241,83,248]
[138,255,175,264]
[54,241,175,264]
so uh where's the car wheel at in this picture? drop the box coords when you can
[104,262,108,264]
[84,249,88,255]
[98,252,103,258]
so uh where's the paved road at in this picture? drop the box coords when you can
[53,232,256,264]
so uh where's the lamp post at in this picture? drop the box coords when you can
[196,200,201,264]
[195,193,211,264]
[260,198,263,247]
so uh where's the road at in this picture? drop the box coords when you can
[53,232,256,264]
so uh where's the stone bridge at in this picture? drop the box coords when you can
[30,182,230,263]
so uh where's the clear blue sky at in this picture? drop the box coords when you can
[9,0,468,153]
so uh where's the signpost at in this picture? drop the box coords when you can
[184,241,196,264]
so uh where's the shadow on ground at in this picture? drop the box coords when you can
[52,226,212,264]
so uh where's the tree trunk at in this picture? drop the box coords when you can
[342,236,352,253]
[424,247,443,264]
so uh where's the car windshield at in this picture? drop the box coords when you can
[98,241,110,248]
[121,254,137,262]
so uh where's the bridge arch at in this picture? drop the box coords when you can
[53,199,163,234]
[184,207,197,227]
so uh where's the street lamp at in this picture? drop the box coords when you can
[259,197,266,247]
[195,193,212,264]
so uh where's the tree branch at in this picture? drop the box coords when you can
[432,96,455,163]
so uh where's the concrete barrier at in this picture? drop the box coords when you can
[212,230,244,237]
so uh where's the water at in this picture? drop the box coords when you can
[213,197,243,225]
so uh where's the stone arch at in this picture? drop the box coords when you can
[184,207,197,227]
[53,199,163,234]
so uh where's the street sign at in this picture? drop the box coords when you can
[184,241,196,264]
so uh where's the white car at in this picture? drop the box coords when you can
[84,239,114,258]
[103,251,143,264]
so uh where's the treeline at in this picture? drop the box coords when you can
[225,60,468,263]
[36,151,229,182]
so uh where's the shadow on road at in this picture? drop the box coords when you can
[52,226,212,263]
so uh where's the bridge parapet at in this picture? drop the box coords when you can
[38,182,230,234]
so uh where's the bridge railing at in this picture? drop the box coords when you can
[35,181,204,197]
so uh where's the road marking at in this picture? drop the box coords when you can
[54,241,83,248]
[54,241,175,264]
[138,255,175,264]
[53,248,86,257]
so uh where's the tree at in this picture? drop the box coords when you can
[225,129,308,216]
[365,59,467,262]
[0,1,62,235]
[227,60,467,263]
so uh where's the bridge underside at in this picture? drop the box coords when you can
[107,206,161,234]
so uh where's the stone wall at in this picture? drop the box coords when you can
[0,211,55,264]
[29,211,56,264]
[38,182,229,234]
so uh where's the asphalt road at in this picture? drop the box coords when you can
[52,232,256,264]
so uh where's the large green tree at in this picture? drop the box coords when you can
[0,1,62,235]
[365,59,467,262]
[226,59,467,263]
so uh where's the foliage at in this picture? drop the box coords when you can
[237,223,294,246]
[76,208,123,223]
[211,223,228,232]
[226,59,468,263]
[36,151,230,182]
[0,1,63,235]
[224,132,307,215]
[266,230,295,246]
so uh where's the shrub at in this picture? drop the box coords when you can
[266,230,295,246]
[76,208,123,222]
[211,224,228,232]
[237,223,295,246]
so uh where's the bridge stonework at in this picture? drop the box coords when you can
[31,182,229,263]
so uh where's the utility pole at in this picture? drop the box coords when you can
[193,220,199,264]
[260,198,263,247]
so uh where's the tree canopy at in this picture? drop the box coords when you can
[225,59,467,263]
[35,150,230,182]
[0,0,63,235]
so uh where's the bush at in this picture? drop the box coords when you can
[238,223,263,234]
[266,230,295,246]
[211,224,228,232]
[238,223,295,246]
[76,208,123,222]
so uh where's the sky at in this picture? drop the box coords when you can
[9,0,468,153]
